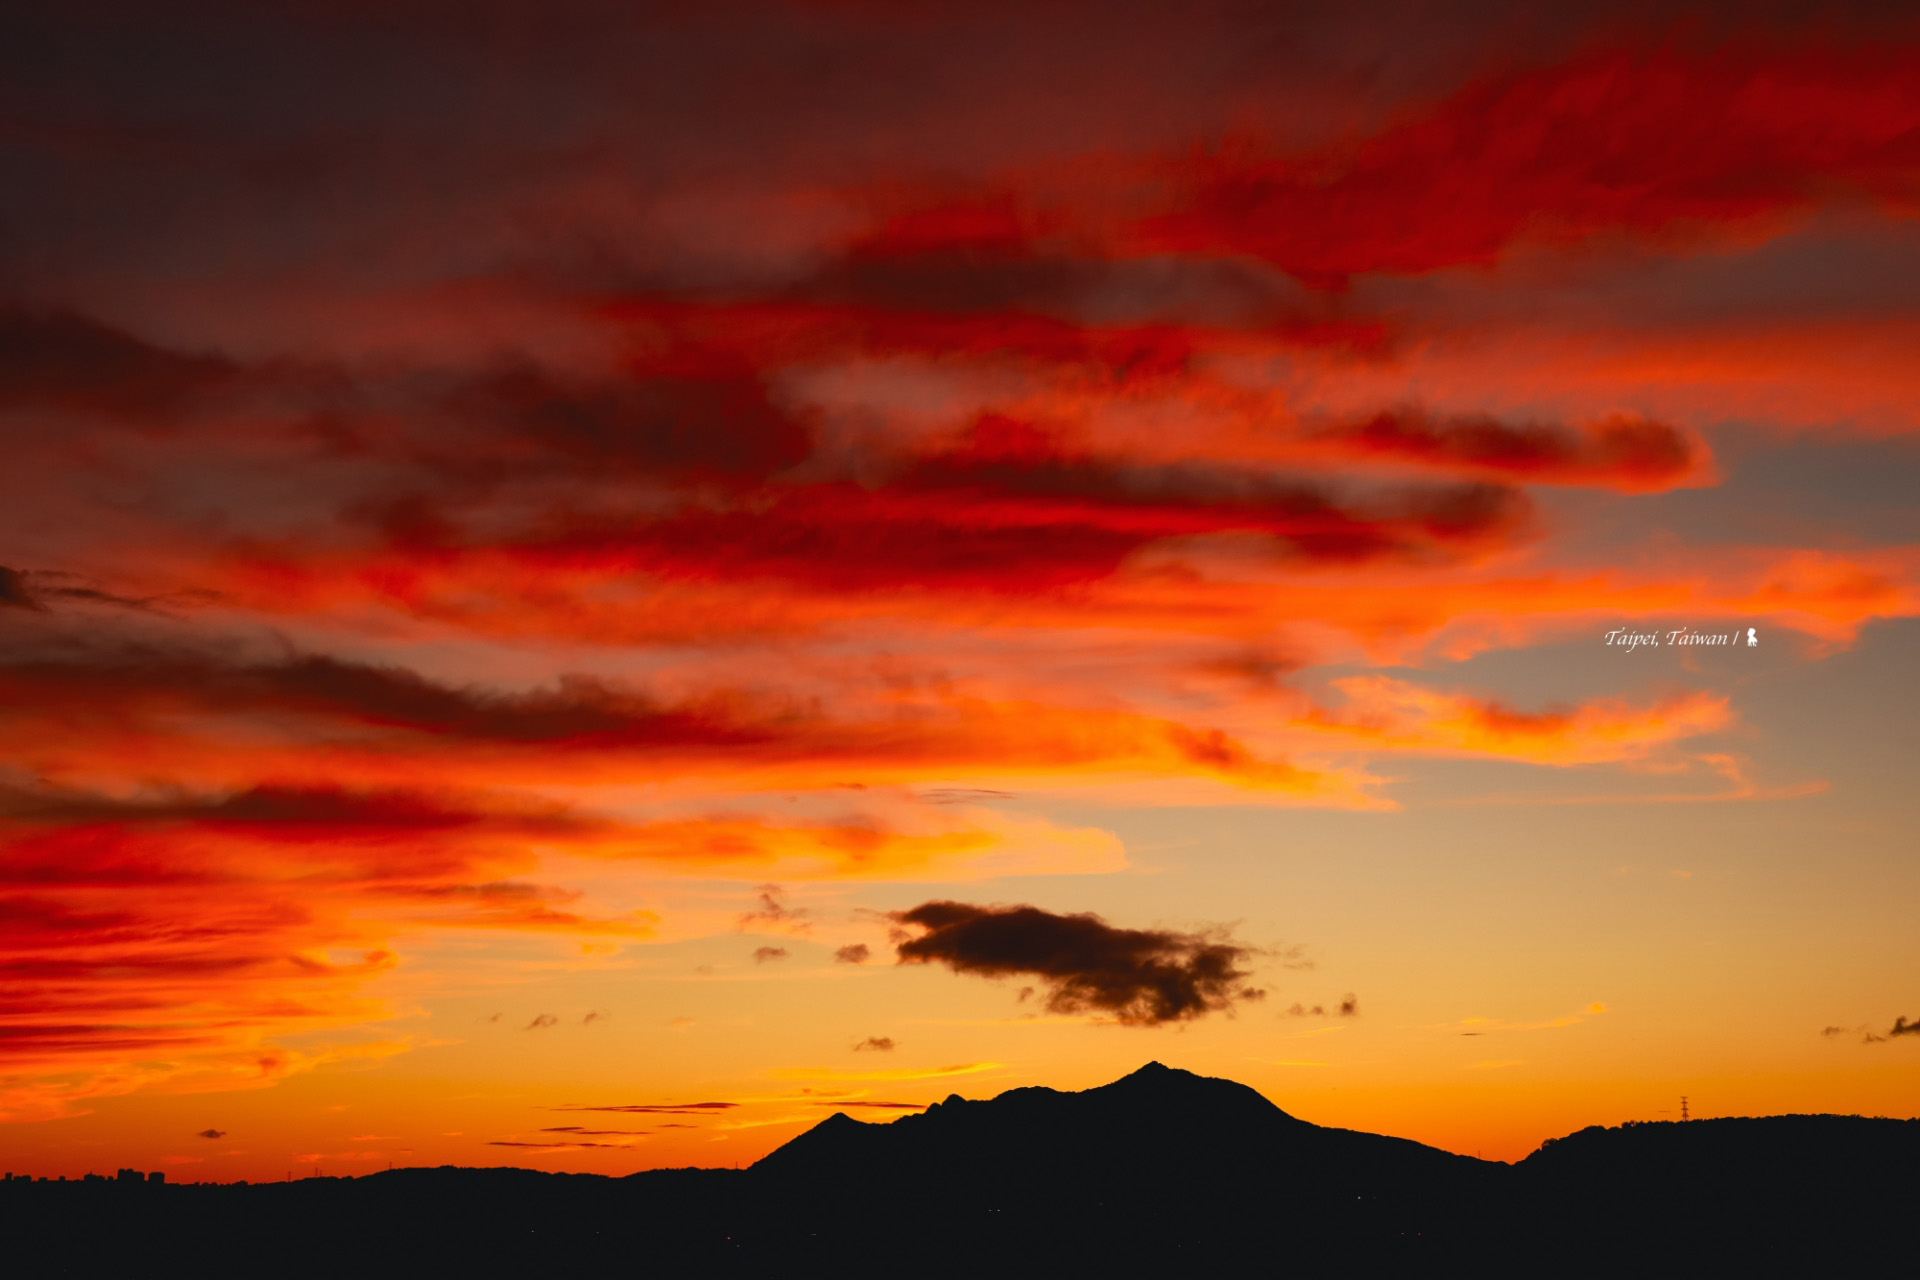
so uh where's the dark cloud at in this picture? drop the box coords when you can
[475,458,1533,597]
[0,569,205,615]
[833,943,871,964]
[1338,993,1359,1017]
[919,788,1015,804]
[890,900,1261,1025]
[0,308,238,420]
[0,779,586,840]
[0,644,732,747]
[0,566,45,610]
[537,1126,650,1136]
[194,1128,226,1140]
[1320,408,1703,491]
[433,361,812,484]
[853,1036,895,1051]
[525,1013,558,1030]
[0,624,1329,794]
[488,1140,633,1149]
[1273,944,1314,970]
[812,1100,925,1109]
[752,946,789,963]
[1831,1016,1920,1044]
[1282,995,1359,1017]
[582,1010,608,1025]
[739,886,810,932]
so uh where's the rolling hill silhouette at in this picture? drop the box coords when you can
[6,1062,1912,1275]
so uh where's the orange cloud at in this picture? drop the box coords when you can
[0,636,1366,799]
[769,1062,1003,1084]
[1307,678,1732,765]
[581,811,1125,882]
[0,774,1135,1120]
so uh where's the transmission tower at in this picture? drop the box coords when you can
[1679,1095,1689,1122]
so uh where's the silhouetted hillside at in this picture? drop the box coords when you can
[748,1061,1500,1269]
[1510,1112,1920,1269]
[4,1063,1912,1275]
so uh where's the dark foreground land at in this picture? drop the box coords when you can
[5,1063,1914,1275]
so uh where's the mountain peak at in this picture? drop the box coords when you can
[1119,1060,1179,1081]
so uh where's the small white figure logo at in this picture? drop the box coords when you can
[1747,628,1758,646]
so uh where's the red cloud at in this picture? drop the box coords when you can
[3,4,1919,1141]
[1136,46,1920,283]
[1313,409,1709,492]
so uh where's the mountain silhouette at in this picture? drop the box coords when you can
[6,1062,1913,1275]
[750,1061,1498,1268]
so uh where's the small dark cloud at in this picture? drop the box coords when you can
[753,946,789,963]
[1820,1025,1849,1037]
[920,788,1014,805]
[0,569,188,614]
[436,361,810,484]
[834,943,871,964]
[550,1101,738,1115]
[1274,945,1315,971]
[1194,652,1298,693]
[483,1013,502,1023]
[1890,1016,1920,1038]
[1318,406,1701,490]
[854,1036,895,1052]
[583,1010,608,1025]
[525,1013,558,1030]
[538,1126,650,1136]
[1338,993,1359,1017]
[739,884,810,933]
[0,566,44,610]
[0,307,239,419]
[890,900,1260,1026]
[1282,994,1357,1018]
[1864,1032,1888,1044]
[812,1100,924,1109]
[194,1128,227,1140]
[489,1140,633,1149]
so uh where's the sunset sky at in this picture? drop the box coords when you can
[3,0,1918,1180]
